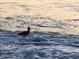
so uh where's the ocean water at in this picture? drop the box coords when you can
[0,0,79,59]
[0,0,79,19]
[0,16,79,59]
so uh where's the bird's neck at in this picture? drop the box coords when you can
[28,28,30,33]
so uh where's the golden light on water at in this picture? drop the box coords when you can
[0,0,79,19]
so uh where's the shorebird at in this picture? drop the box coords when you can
[18,27,30,37]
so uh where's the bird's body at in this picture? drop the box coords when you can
[18,27,30,37]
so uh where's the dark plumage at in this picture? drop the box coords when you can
[18,27,30,37]
[5,17,13,19]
